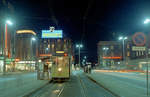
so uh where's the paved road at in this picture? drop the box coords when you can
[88,70,150,97]
[0,72,48,97]
[29,71,115,97]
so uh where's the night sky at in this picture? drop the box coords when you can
[1,0,150,62]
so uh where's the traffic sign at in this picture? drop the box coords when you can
[132,46,146,51]
[132,32,146,46]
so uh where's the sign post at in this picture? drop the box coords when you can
[132,32,148,96]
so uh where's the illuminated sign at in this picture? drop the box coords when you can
[39,54,52,57]
[42,30,63,38]
[132,46,146,51]
[16,30,36,35]
[103,57,122,59]
[56,51,64,54]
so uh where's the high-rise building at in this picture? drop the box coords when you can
[0,24,15,72]
[15,30,37,71]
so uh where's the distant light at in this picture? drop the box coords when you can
[103,48,106,50]
[6,20,13,25]
[32,37,36,41]
[38,60,42,62]
[124,37,128,40]
[80,44,83,48]
[58,68,62,72]
[103,47,109,50]
[46,48,49,50]
[144,19,150,24]
[76,44,79,48]
[119,37,123,40]
[76,44,83,48]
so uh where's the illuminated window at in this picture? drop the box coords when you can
[52,44,54,48]
[48,44,50,48]
[127,44,130,49]
[127,51,130,56]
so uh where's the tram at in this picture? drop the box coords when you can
[51,55,71,81]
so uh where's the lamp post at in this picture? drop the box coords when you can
[118,36,127,65]
[103,47,109,55]
[3,20,13,75]
[76,44,83,67]
[31,37,36,71]
[103,47,109,67]
[144,18,150,96]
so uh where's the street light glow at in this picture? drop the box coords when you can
[76,44,79,48]
[32,37,36,41]
[80,44,83,48]
[144,19,150,24]
[124,37,128,40]
[76,44,83,48]
[119,36,127,40]
[119,37,123,40]
[46,48,49,50]
[6,20,13,25]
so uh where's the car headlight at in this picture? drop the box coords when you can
[58,68,62,72]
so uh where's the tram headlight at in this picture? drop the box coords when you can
[58,68,62,72]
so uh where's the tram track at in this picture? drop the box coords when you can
[78,75,90,97]
[24,81,65,97]
[78,73,118,97]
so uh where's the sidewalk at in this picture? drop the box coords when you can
[0,71,34,76]
[86,70,149,97]
[0,72,49,97]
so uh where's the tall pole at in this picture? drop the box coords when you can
[79,46,80,67]
[3,23,7,75]
[146,43,149,96]
[122,39,125,65]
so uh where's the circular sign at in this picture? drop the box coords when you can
[132,32,146,46]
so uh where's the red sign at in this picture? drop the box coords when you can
[103,57,122,59]
[132,32,146,46]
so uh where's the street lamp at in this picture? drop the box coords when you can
[6,20,13,25]
[32,37,36,41]
[144,19,150,24]
[31,37,37,71]
[118,36,128,65]
[103,47,109,50]
[76,44,83,67]
[3,20,13,75]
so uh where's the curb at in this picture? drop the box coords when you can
[86,74,120,97]
[23,81,50,97]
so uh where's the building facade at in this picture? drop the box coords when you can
[0,24,15,72]
[97,34,149,70]
[39,38,73,58]
[97,41,123,69]
[15,30,37,71]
